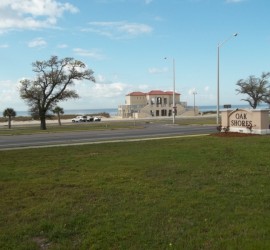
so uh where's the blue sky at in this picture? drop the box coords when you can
[1,0,270,111]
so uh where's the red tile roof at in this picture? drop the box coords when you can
[127,90,180,96]
[126,91,146,96]
[148,90,165,95]
[148,90,180,96]
[164,91,180,96]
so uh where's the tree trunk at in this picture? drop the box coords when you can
[40,112,47,130]
[8,116,11,129]
[57,113,62,126]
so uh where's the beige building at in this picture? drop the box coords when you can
[118,90,192,118]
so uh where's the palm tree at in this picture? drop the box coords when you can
[52,106,64,126]
[3,108,16,129]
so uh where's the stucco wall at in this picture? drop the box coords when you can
[221,109,270,134]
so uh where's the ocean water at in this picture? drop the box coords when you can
[15,104,270,117]
[16,108,118,117]
[197,104,269,113]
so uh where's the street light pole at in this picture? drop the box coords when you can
[164,57,176,124]
[217,33,238,125]
[193,91,197,115]
[217,44,220,125]
[172,58,176,124]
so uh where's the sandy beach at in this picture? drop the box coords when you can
[0,115,154,126]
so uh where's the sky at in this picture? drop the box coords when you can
[1,0,270,112]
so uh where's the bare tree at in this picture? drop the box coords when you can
[3,108,16,129]
[263,89,270,108]
[19,56,95,130]
[235,72,270,109]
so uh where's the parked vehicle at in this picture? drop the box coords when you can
[81,116,87,122]
[71,116,86,122]
[94,117,101,122]
[71,116,81,122]
[72,115,101,122]
[86,116,94,122]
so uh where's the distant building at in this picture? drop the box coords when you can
[118,90,191,118]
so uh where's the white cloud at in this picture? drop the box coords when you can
[67,77,155,109]
[95,74,111,84]
[0,80,26,110]
[0,79,14,96]
[0,0,78,32]
[73,48,105,60]
[83,21,153,39]
[92,82,127,98]
[28,37,47,48]
[72,73,127,98]
[61,80,129,109]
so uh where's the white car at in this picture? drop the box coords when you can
[86,116,94,122]
[94,117,101,122]
[71,116,86,122]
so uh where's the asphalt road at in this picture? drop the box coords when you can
[0,124,216,150]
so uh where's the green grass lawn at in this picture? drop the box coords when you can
[1,135,270,249]
[0,117,217,135]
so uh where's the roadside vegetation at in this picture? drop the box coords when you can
[0,112,111,122]
[1,135,270,249]
[19,56,95,130]
[236,72,270,108]
[0,116,216,135]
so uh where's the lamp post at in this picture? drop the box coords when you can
[217,33,238,125]
[193,91,197,115]
[165,57,176,124]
